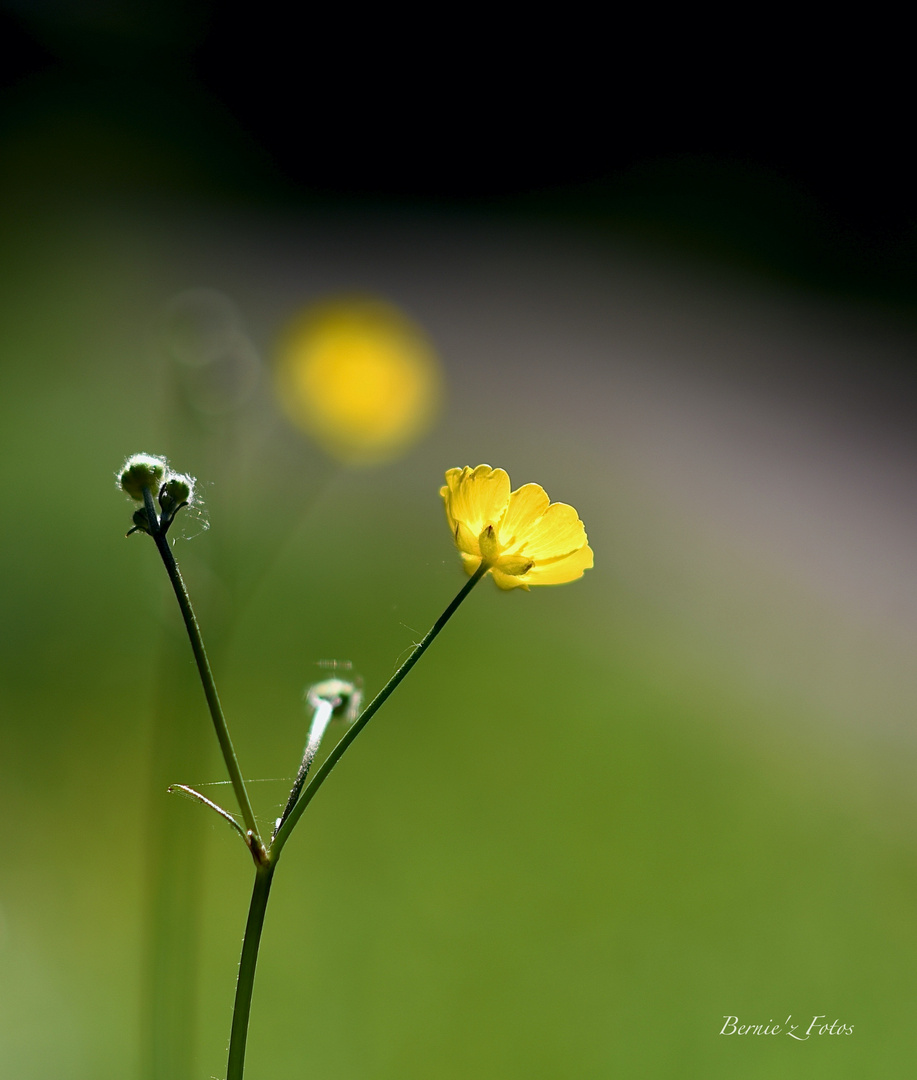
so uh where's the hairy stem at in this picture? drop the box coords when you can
[274,698,335,837]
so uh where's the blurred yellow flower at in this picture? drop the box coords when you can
[441,465,594,590]
[274,298,442,465]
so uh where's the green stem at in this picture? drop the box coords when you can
[226,864,275,1080]
[145,488,261,845]
[271,562,488,862]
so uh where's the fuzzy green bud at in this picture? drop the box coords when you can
[158,474,194,521]
[164,475,192,504]
[119,454,167,501]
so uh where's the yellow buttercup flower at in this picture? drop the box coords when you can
[274,298,442,465]
[441,465,594,590]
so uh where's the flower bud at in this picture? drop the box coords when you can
[305,677,362,723]
[159,474,194,518]
[166,475,192,503]
[119,454,168,501]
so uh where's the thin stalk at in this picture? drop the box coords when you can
[145,487,260,845]
[271,562,488,862]
[226,863,275,1080]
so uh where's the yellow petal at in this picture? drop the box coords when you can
[497,483,550,549]
[442,471,471,544]
[440,482,455,532]
[518,502,588,560]
[525,542,594,584]
[453,520,481,557]
[443,465,510,536]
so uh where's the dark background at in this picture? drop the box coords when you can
[3,3,914,307]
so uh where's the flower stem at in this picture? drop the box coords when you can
[145,488,261,845]
[226,863,275,1080]
[271,562,488,862]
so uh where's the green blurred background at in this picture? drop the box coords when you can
[2,8,917,1078]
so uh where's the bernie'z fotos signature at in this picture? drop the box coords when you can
[720,1015,853,1039]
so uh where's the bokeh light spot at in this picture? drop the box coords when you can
[273,298,443,465]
